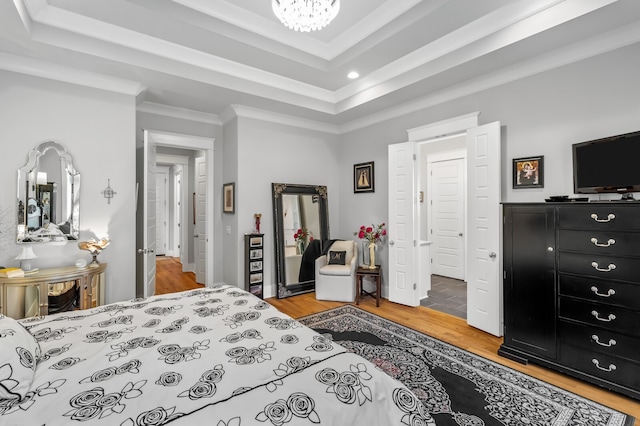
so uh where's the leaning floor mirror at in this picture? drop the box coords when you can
[272,183,330,298]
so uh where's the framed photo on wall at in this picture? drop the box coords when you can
[513,156,544,189]
[354,161,375,193]
[223,182,235,213]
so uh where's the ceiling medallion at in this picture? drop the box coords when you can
[272,0,340,32]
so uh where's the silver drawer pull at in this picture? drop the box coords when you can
[590,238,615,247]
[591,310,616,322]
[590,213,615,223]
[591,335,616,347]
[590,286,615,297]
[591,262,616,272]
[592,359,616,372]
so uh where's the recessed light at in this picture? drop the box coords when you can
[347,71,359,79]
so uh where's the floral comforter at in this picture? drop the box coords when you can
[1,286,433,425]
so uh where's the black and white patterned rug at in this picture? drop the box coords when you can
[299,305,634,426]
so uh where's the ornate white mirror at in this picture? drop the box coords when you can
[272,183,330,298]
[17,141,80,243]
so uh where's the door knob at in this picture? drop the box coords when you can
[137,248,147,254]
[489,252,497,258]
[458,232,463,237]
[389,240,395,246]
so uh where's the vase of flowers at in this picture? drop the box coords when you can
[293,228,312,254]
[354,223,387,269]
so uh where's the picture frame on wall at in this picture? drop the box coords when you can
[354,161,375,193]
[223,182,235,213]
[513,156,544,189]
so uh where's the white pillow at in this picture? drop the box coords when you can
[327,240,354,265]
[0,315,40,401]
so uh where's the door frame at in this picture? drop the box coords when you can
[140,130,215,288]
[390,112,504,336]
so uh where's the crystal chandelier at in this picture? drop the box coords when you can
[272,0,340,32]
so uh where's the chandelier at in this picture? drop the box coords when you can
[272,0,340,32]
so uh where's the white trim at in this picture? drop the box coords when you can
[0,52,145,96]
[138,102,222,125]
[223,105,341,135]
[145,130,215,286]
[408,113,479,142]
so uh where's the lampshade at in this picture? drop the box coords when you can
[37,172,48,185]
[15,246,37,260]
[272,0,340,32]
[15,246,37,272]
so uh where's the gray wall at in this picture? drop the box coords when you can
[1,42,638,304]
[337,43,640,289]
[0,70,136,304]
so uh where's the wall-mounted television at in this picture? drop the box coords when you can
[573,130,640,200]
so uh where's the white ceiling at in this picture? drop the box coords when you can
[1,0,639,129]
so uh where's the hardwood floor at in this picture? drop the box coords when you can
[152,264,639,423]
[154,256,204,295]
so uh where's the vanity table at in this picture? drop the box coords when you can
[0,263,106,319]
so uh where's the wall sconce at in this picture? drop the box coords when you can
[101,179,117,204]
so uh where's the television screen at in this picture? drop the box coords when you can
[573,130,640,196]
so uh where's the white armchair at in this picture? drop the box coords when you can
[315,240,358,302]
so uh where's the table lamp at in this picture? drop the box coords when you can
[15,246,37,271]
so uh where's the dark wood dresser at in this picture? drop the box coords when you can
[500,202,640,400]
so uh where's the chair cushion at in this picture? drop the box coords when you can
[319,264,352,276]
[326,240,354,265]
[328,251,346,265]
[0,315,41,401]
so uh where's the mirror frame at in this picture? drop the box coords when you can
[17,141,80,243]
[272,183,330,298]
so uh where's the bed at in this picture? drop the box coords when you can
[1,285,433,425]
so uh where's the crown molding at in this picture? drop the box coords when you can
[137,102,222,125]
[173,0,421,61]
[224,105,340,135]
[0,52,145,96]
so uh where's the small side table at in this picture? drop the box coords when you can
[356,265,381,306]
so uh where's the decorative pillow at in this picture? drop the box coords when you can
[327,240,355,265]
[0,315,40,401]
[328,251,347,265]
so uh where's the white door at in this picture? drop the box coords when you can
[194,156,206,284]
[430,158,465,279]
[466,121,502,336]
[137,130,157,298]
[388,142,419,306]
[155,168,169,256]
[174,168,183,259]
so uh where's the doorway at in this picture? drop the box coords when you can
[136,130,215,298]
[420,137,467,318]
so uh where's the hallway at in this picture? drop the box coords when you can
[420,275,467,319]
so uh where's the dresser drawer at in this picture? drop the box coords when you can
[558,275,640,309]
[558,297,640,336]
[559,320,639,363]
[559,204,640,231]
[558,229,640,257]
[558,252,640,283]
[559,342,640,391]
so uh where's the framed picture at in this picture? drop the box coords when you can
[250,261,262,272]
[250,249,263,259]
[513,156,544,189]
[354,161,374,193]
[223,182,235,213]
[250,236,263,247]
[249,273,263,284]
